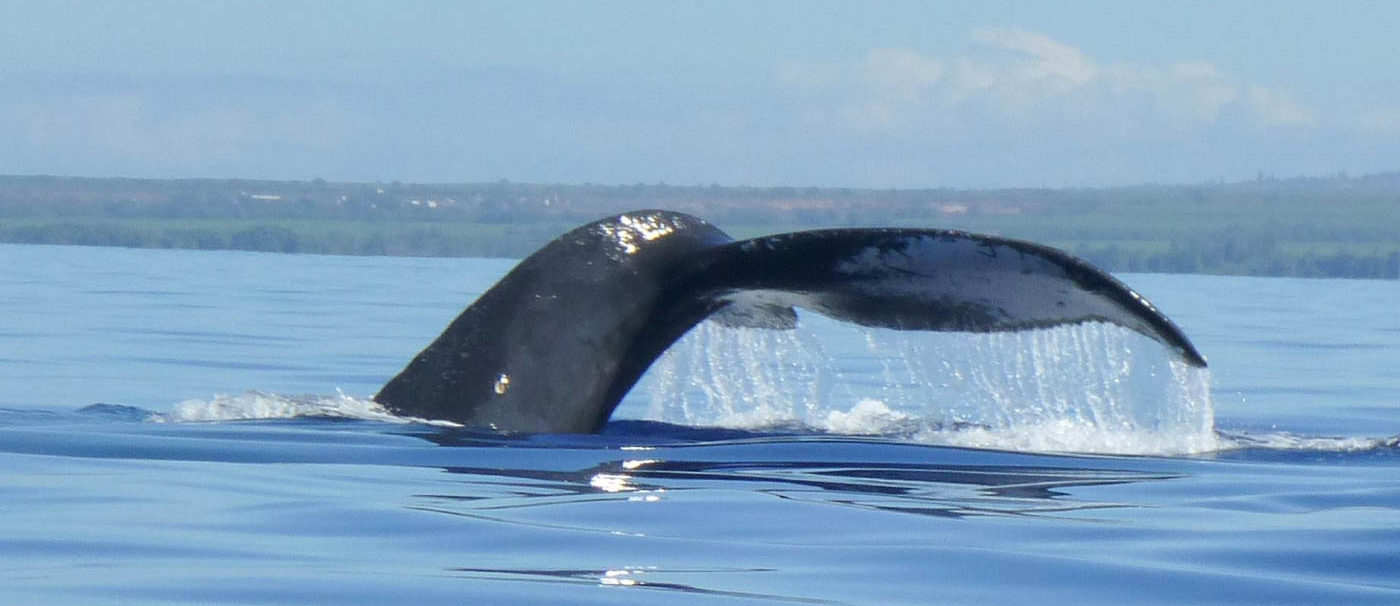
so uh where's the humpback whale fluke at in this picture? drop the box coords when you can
[374,210,1206,433]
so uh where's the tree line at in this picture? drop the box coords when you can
[3,173,1397,279]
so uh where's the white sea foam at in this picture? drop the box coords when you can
[921,417,1221,456]
[1216,431,1397,452]
[159,390,455,425]
[152,320,1389,457]
[824,399,913,435]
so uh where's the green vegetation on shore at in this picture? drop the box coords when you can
[2,174,1397,279]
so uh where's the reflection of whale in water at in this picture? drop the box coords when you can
[374,210,1206,433]
[406,432,1185,520]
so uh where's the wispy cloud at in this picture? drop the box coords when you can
[0,24,1386,188]
[970,27,1097,89]
[864,48,946,95]
[784,28,1316,134]
[1243,86,1315,127]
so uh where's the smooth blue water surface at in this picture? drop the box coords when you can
[2,242,1398,605]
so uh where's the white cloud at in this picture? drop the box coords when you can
[864,48,945,94]
[1244,85,1315,127]
[971,27,1098,88]
[1164,62,1241,122]
[784,28,1315,134]
[1096,61,1241,125]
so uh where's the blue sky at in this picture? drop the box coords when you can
[3,1,1398,188]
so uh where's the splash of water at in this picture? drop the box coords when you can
[161,390,445,425]
[151,349,1394,455]
[645,318,1219,455]
[646,321,830,430]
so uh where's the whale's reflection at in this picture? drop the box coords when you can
[446,565,839,604]
[411,452,1180,521]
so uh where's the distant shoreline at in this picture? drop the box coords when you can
[3,173,1398,279]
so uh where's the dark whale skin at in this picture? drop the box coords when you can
[375,210,1205,433]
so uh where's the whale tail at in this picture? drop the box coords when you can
[374,210,1205,433]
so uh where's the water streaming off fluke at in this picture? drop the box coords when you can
[645,317,1217,455]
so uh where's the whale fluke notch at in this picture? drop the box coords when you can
[374,210,1206,433]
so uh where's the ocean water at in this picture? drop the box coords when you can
[2,242,1398,605]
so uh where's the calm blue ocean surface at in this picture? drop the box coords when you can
[2,242,1398,605]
